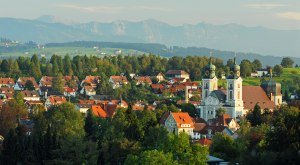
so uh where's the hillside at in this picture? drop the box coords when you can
[0,17,299,57]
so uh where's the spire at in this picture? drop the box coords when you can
[209,51,213,64]
[269,68,273,79]
[234,52,237,64]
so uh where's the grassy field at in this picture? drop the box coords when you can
[198,68,300,86]
[0,46,147,59]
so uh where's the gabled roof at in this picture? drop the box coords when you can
[82,75,100,85]
[110,76,128,84]
[47,95,67,105]
[0,87,14,93]
[134,76,152,84]
[21,90,39,97]
[91,105,108,118]
[198,138,212,146]
[0,78,15,85]
[242,86,275,110]
[171,112,194,128]
[17,77,39,89]
[166,70,189,75]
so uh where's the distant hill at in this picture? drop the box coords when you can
[0,17,299,57]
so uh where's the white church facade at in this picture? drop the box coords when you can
[199,58,281,121]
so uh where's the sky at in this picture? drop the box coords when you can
[0,0,300,30]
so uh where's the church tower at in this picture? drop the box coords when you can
[261,69,282,106]
[226,58,244,117]
[201,57,218,101]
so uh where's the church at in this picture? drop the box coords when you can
[199,58,282,121]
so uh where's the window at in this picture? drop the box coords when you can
[238,91,240,99]
[205,83,208,89]
[229,84,233,89]
[230,91,233,100]
[238,83,241,88]
[205,90,208,98]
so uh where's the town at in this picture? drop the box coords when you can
[0,54,299,164]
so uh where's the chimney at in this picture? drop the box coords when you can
[185,86,189,103]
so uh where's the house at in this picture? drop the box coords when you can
[256,69,269,77]
[0,87,14,100]
[64,87,77,97]
[76,104,92,114]
[0,78,15,88]
[21,90,40,101]
[109,76,129,89]
[200,125,234,139]
[207,114,240,132]
[80,75,100,88]
[14,77,39,91]
[166,70,190,81]
[80,86,96,96]
[153,72,165,82]
[134,76,152,85]
[198,138,212,146]
[45,95,67,109]
[25,100,44,113]
[91,105,108,118]
[39,76,79,89]
[161,112,195,137]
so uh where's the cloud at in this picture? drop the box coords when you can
[277,12,300,20]
[245,3,287,10]
[57,4,123,13]
[137,6,171,12]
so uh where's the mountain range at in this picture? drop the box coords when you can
[0,16,299,57]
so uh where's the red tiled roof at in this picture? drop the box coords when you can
[83,76,100,85]
[198,138,212,146]
[0,78,15,85]
[135,76,152,84]
[242,86,275,110]
[48,95,67,105]
[110,76,128,84]
[18,77,39,89]
[0,87,14,93]
[91,105,108,118]
[21,90,39,97]
[171,112,194,128]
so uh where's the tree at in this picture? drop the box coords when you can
[265,106,299,164]
[180,103,197,117]
[210,133,239,162]
[25,80,35,90]
[84,109,97,141]
[0,100,27,136]
[281,57,294,68]
[252,59,262,71]
[246,103,262,126]
[273,65,283,76]
[216,107,226,117]
[240,60,252,77]
[1,59,9,73]
[125,150,176,165]
[52,73,64,94]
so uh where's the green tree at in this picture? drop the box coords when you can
[265,106,299,164]
[252,59,262,71]
[210,133,238,162]
[216,107,226,117]
[240,60,252,78]
[281,57,294,68]
[25,80,35,90]
[273,64,283,76]
[125,150,176,165]
[52,73,64,94]
[246,103,262,126]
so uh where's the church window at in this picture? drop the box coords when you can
[205,83,208,89]
[229,84,233,89]
[230,91,233,100]
[205,91,208,98]
[238,92,240,99]
[238,83,240,88]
